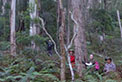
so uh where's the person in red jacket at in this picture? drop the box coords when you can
[69,49,75,68]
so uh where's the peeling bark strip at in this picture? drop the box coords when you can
[39,17,61,58]
[10,0,16,56]
[117,10,122,39]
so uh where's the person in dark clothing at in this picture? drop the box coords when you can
[46,40,54,56]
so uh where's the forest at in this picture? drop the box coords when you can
[0,0,122,82]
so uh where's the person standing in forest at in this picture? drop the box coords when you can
[46,40,54,56]
[69,49,75,68]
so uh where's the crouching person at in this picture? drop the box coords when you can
[83,54,100,71]
[103,57,116,74]
[69,49,75,68]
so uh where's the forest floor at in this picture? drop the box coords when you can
[0,50,122,82]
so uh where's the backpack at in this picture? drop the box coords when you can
[95,61,100,70]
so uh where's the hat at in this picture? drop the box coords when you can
[69,49,74,53]
[105,57,112,61]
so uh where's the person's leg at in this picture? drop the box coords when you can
[48,50,52,56]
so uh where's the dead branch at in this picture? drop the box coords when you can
[64,45,75,81]
[39,17,61,58]
[64,11,79,81]
[67,11,79,49]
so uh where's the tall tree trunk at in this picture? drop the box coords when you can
[36,0,41,35]
[60,10,66,81]
[10,0,16,56]
[35,0,41,51]
[58,0,66,81]
[1,0,7,15]
[71,0,87,77]
[66,0,71,45]
[29,0,37,49]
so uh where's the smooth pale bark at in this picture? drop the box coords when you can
[117,10,122,39]
[71,0,87,77]
[29,0,37,35]
[58,0,66,81]
[29,0,37,49]
[29,0,41,50]
[1,0,7,15]
[10,0,16,56]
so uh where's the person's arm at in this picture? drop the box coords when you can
[82,61,85,64]
[111,63,116,71]
[85,62,92,66]
[103,64,107,72]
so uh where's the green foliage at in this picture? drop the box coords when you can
[30,35,48,46]
[16,32,31,46]
[41,0,57,38]
[0,17,10,41]
[0,66,59,82]
[105,79,117,82]
[16,32,48,53]
[74,79,84,82]
[83,66,103,82]
[0,55,60,82]
[90,9,115,34]
[0,41,10,51]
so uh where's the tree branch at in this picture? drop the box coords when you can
[67,11,79,49]
[64,11,79,81]
[39,17,61,59]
